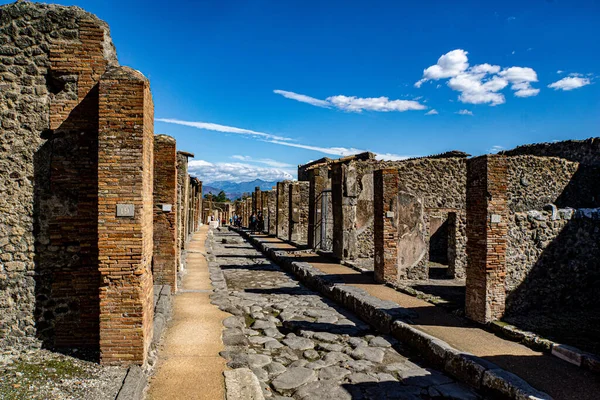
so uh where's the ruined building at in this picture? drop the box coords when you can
[243,138,600,348]
[0,2,203,366]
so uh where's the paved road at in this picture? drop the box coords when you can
[251,233,600,400]
[210,228,479,399]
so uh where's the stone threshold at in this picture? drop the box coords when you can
[489,321,600,374]
[235,228,551,400]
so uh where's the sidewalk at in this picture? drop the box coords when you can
[248,232,600,400]
[147,226,229,400]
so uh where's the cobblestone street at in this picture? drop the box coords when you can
[207,228,479,399]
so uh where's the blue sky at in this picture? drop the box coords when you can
[14,0,600,182]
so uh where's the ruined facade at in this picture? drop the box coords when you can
[300,159,334,251]
[331,153,409,266]
[373,153,468,283]
[153,135,178,292]
[289,181,309,245]
[0,3,201,366]
[276,181,291,240]
[466,148,600,324]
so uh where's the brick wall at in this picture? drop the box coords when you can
[153,135,177,292]
[176,152,191,264]
[97,66,154,365]
[465,155,508,324]
[0,2,117,351]
[374,170,399,284]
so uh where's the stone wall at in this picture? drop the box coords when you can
[503,155,600,316]
[0,2,117,351]
[289,181,309,244]
[176,151,191,266]
[276,181,291,240]
[465,153,600,324]
[500,137,600,166]
[153,135,177,292]
[394,157,467,279]
[267,190,277,235]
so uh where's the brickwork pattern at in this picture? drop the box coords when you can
[97,66,154,365]
[374,170,399,283]
[153,135,177,292]
[465,155,508,324]
[0,3,117,350]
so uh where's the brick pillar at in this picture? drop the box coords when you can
[374,169,400,284]
[276,181,290,240]
[98,66,154,366]
[308,166,328,249]
[465,155,508,324]
[255,186,262,216]
[153,135,178,293]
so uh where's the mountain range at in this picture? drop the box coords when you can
[202,179,278,201]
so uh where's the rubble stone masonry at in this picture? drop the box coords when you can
[0,2,117,350]
[276,181,291,239]
[153,135,178,292]
[289,181,309,244]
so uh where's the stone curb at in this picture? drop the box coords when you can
[489,321,600,374]
[115,365,147,400]
[234,228,552,400]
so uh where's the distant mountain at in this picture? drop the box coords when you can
[202,179,277,200]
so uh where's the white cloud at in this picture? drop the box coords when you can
[490,145,504,153]
[274,90,426,113]
[265,140,365,156]
[156,118,292,141]
[231,155,293,168]
[557,70,564,74]
[415,50,540,105]
[188,159,294,183]
[273,90,330,108]
[425,109,439,115]
[456,109,474,116]
[415,49,469,88]
[326,95,426,112]
[159,117,410,161]
[548,76,591,91]
[374,153,414,161]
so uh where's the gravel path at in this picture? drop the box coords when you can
[208,228,479,400]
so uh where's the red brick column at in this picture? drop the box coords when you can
[98,66,154,366]
[153,135,178,293]
[465,155,508,324]
[374,169,400,284]
[255,187,262,215]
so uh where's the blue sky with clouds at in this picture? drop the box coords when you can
[11,0,599,182]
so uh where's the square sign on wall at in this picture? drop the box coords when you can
[116,204,135,217]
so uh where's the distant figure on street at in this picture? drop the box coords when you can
[250,213,257,232]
